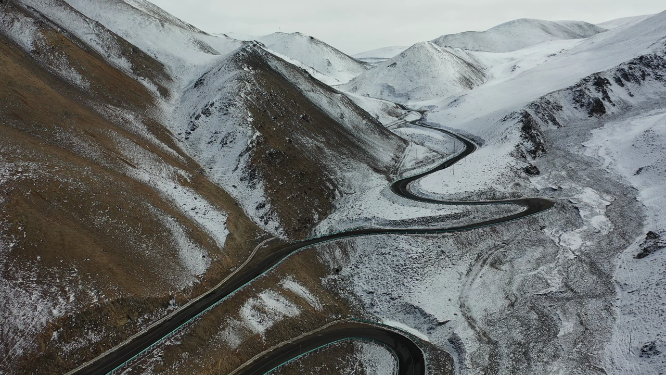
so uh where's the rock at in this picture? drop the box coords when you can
[640,342,662,358]
[636,231,666,259]
[524,164,541,175]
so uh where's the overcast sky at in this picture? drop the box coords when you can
[149,0,664,55]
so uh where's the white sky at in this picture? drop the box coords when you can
[148,0,664,55]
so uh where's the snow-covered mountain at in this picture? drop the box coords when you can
[426,11,666,132]
[175,44,406,238]
[228,31,369,85]
[339,18,607,104]
[432,18,606,52]
[4,3,666,375]
[0,0,408,373]
[342,41,486,102]
[260,11,666,375]
[395,11,666,375]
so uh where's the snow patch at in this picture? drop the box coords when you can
[156,213,210,281]
[280,278,322,311]
[112,133,229,254]
[356,341,398,375]
[383,320,430,342]
[239,290,300,336]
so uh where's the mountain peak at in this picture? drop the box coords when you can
[252,31,368,84]
[342,40,485,102]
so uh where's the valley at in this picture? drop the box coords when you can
[1,1,665,374]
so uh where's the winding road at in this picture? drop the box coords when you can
[232,322,425,375]
[73,122,554,375]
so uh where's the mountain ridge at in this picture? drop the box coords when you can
[432,18,606,52]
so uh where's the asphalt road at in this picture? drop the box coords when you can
[234,322,425,375]
[73,124,553,375]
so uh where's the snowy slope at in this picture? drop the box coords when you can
[426,11,666,135]
[1,0,174,95]
[353,46,409,65]
[596,14,654,30]
[466,39,585,85]
[343,93,413,125]
[122,0,202,32]
[254,32,369,84]
[55,0,244,86]
[432,18,606,53]
[341,42,486,103]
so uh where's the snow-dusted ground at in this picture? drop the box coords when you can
[414,133,520,198]
[343,93,412,125]
[356,341,397,375]
[0,166,92,365]
[281,277,323,311]
[584,109,666,374]
[112,133,230,281]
